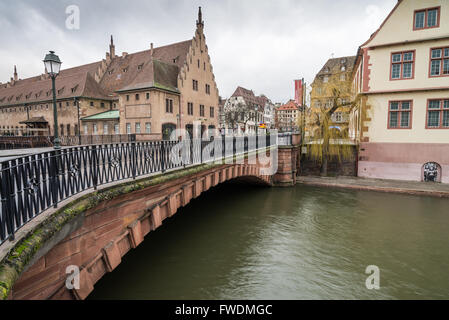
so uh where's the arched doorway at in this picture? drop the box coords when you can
[422,162,442,182]
[162,123,177,140]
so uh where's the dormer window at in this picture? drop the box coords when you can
[108,69,114,75]
[137,64,143,70]
[71,85,78,93]
[414,7,440,30]
[57,87,64,95]
[123,67,128,73]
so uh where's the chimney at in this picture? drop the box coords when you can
[13,65,18,81]
[150,43,154,57]
[109,35,115,58]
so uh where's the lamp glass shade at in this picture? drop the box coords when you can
[43,51,62,76]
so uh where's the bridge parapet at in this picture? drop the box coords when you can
[2,161,270,300]
[0,133,288,300]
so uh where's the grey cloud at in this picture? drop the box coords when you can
[0,0,396,102]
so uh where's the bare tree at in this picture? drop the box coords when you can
[224,101,254,133]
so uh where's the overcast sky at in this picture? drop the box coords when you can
[0,0,396,103]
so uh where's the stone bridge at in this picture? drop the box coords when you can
[0,135,300,300]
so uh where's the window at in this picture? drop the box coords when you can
[340,74,346,81]
[83,124,88,135]
[135,93,140,101]
[197,59,200,68]
[135,122,141,133]
[200,105,205,117]
[323,76,329,83]
[414,7,440,30]
[126,123,131,134]
[165,99,173,113]
[187,102,194,115]
[391,51,415,80]
[193,80,198,91]
[114,124,119,134]
[90,101,94,107]
[104,123,109,134]
[93,123,98,134]
[388,101,412,129]
[126,95,130,102]
[427,99,449,129]
[210,106,214,117]
[145,122,151,133]
[146,92,150,100]
[430,47,449,77]
[101,102,105,108]
[334,112,342,122]
[205,84,210,94]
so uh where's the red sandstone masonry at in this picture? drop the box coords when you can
[10,163,277,300]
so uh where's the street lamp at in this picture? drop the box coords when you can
[43,51,62,149]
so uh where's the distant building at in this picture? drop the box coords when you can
[223,86,271,134]
[351,0,449,183]
[218,96,226,131]
[276,100,300,132]
[259,95,276,130]
[0,7,219,140]
[309,55,356,138]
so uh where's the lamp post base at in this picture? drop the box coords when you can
[53,138,61,150]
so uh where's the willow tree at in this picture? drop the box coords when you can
[308,75,361,176]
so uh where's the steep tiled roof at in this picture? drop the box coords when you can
[231,86,264,107]
[117,59,180,93]
[315,56,357,77]
[0,70,110,107]
[0,39,192,107]
[277,100,299,111]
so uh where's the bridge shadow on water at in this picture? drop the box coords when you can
[87,180,284,300]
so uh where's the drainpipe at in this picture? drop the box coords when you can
[75,97,81,145]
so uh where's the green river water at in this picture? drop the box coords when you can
[89,183,449,300]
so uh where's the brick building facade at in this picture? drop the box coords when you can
[0,7,219,140]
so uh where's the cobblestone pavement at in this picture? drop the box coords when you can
[297,176,449,198]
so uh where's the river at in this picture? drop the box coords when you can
[89,182,449,300]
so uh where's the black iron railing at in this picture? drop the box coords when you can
[0,135,276,244]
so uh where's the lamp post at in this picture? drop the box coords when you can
[43,51,62,149]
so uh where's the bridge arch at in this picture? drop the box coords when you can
[2,163,271,300]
